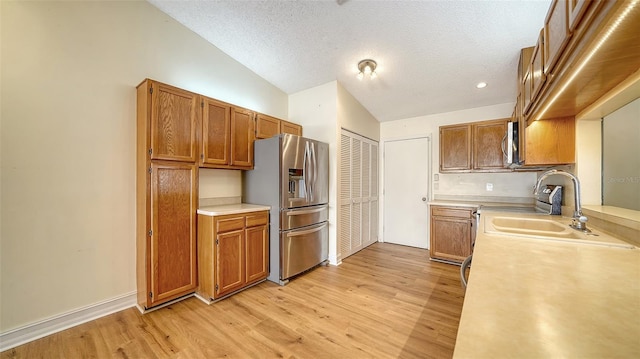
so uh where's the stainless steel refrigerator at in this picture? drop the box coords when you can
[243,134,329,285]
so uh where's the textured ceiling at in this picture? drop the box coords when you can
[148,0,552,122]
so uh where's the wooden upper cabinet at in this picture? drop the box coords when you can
[149,162,198,307]
[440,124,471,172]
[544,0,571,75]
[281,120,302,136]
[472,120,507,170]
[230,107,255,168]
[148,81,198,163]
[200,99,254,170]
[256,114,281,139]
[568,0,592,31]
[201,97,230,166]
[525,116,575,165]
[530,30,546,104]
[440,119,509,172]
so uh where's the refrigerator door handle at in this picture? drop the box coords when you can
[310,142,316,202]
[302,142,311,203]
[285,222,327,237]
[285,207,326,216]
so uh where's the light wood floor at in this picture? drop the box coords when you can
[1,243,465,358]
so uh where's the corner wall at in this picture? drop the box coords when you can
[0,0,287,333]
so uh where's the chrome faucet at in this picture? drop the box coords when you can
[534,169,589,231]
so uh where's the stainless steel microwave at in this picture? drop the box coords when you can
[505,121,522,167]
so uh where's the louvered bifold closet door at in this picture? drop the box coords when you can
[339,133,353,259]
[350,138,363,254]
[361,143,371,247]
[339,130,380,261]
[368,143,379,246]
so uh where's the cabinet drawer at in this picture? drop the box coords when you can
[215,215,245,233]
[246,211,269,227]
[431,206,473,219]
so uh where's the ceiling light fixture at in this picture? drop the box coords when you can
[476,82,487,89]
[357,59,378,80]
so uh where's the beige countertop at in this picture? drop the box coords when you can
[453,212,640,358]
[197,203,271,216]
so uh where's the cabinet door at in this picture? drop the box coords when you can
[525,116,576,165]
[430,216,472,263]
[440,124,471,171]
[568,0,592,31]
[281,120,302,136]
[216,229,245,297]
[472,120,507,170]
[150,163,198,306]
[530,30,546,103]
[245,224,268,284]
[230,107,255,168]
[256,114,280,139]
[544,0,571,75]
[202,97,230,166]
[150,82,198,162]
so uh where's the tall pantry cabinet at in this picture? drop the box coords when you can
[136,79,199,310]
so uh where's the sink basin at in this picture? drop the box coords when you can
[484,215,635,248]
[490,217,581,238]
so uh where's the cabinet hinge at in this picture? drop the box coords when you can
[148,167,152,174]
[215,239,219,245]
[149,87,153,95]
[148,230,152,236]
[149,291,153,298]
[201,101,204,108]
[148,148,152,156]
[200,154,204,160]
[215,284,219,291]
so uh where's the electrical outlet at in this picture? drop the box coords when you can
[486,183,494,191]
[434,183,439,190]
[434,174,439,181]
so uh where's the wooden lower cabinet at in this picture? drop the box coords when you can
[197,210,269,302]
[136,162,198,310]
[429,205,475,264]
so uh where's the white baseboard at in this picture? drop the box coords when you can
[0,291,137,352]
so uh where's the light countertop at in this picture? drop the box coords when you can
[197,203,271,216]
[453,212,640,358]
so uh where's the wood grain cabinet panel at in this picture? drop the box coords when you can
[472,120,507,170]
[568,0,593,31]
[530,30,547,107]
[430,206,474,264]
[544,0,571,75]
[201,97,230,166]
[148,163,198,307]
[230,108,255,168]
[440,119,509,172]
[256,114,281,139]
[281,120,302,136]
[440,125,471,172]
[197,210,269,303]
[148,81,199,163]
[525,116,576,165]
[215,229,245,297]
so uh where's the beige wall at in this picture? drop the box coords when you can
[289,81,380,264]
[0,1,287,332]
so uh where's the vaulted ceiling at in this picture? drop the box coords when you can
[148,0,552,122]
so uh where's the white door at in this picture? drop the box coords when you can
[383,137,430,248]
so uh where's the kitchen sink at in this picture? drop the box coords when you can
[490,217,581,238]
[484,215,635,248]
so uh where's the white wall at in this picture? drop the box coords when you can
[337,84,380,141]
[1,1,287,332]
[381,103,538,200]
